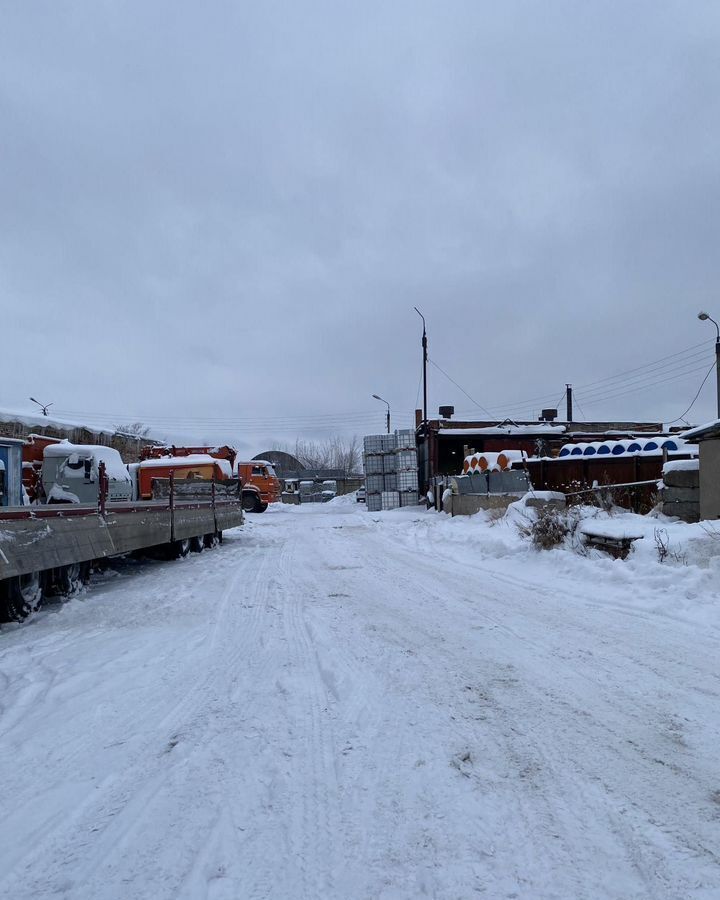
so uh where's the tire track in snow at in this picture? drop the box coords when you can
[0,531,279,900]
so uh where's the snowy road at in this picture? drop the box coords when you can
[2,500,720,899]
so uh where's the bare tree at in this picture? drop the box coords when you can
[273,435,361,475]
[115,422,151,438]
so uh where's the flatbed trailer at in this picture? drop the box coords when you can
[0,473,244,621]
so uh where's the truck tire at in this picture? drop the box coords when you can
[1,572,44,622]
[258,502,268,513]
[242,490,261,513]
[190,535,204,553]
[166,539,191,559]
[203,531,221,549]
[55,561,91,596]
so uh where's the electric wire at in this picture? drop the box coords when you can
[575,362,713,408]
[428,359,494,417]
[575,349,713,402]
[666,361,716,424]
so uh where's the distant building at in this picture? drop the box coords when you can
[254,452,363,499]
[415,411,683,491]
[0,410,155,462]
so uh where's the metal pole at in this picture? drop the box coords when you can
[716,337,720,419]
[386,408,391,434]
[414,308,429,493]
[566,383,573,422]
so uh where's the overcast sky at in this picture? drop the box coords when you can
[2,1,720,453]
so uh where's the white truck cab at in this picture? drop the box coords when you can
[41,443,133,504]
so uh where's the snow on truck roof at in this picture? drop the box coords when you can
[140,455,233,477]
[43,442,131,481]
[140,454,219,467]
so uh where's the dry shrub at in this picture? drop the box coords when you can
[529,509,570,550]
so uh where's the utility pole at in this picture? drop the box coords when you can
[698,312,720,418]
[566,384,573,422]
[414,307,429,493]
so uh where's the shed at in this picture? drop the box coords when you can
[681,420,720,520]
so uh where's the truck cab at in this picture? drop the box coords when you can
[237,461,281,513]
[41,443,133,504]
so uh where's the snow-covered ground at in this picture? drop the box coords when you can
[2,498,720,899]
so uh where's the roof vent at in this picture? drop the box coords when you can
[539,408,558,422]
[439,405,455,419]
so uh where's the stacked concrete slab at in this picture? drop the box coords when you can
[661,460,700,522]
[363,430,419,510]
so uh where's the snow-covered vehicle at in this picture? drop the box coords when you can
[0,441,244,622]
[41,443,133,504]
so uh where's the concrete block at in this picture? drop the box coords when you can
[661,486,699,504]
[449,494,517,516]
[662,501,700,523]
[663,469,699,489]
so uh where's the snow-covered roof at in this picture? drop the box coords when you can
[440,425,566,437]
[681,419,720,441]
[0,407,118,436]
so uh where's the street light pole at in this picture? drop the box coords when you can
[414,307,429,493]
[371,394,391,433]
[698,311,720,418]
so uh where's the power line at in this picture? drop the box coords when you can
[576,361,713,408]
[667,362,717,425]
[428,359,494,417]
[576,349,713,402]
[574,340,710,391]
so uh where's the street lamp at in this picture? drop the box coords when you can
[29,397,53,416]
[372,394,390,434]
[698,311,720,418]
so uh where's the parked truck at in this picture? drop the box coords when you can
[139,445,281,513]
[0,439,243,622]
[236,461,281,512]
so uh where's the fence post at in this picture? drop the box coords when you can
[98,461,107,516]
[169,472,175,542]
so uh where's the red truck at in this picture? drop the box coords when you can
[140,446,281,513]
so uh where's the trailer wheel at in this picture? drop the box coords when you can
[55,562,92,596]
[166,539,191,559]
[1,572,44,622]
[190,535,204,553]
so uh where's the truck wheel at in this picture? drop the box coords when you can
[190,535,204,553]
[55,562,91,596]
[203,532,220,549]
[242,491,261,512]
[258,502,268,513]
[1,572,44,622]
[166,539,191,559]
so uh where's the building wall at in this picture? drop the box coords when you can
[699,440,720,521]
[0,419,155,462]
